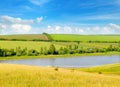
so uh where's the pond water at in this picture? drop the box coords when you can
[0,55,120,68]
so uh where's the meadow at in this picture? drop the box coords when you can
[50,34,120,42]
[0,63,120,87]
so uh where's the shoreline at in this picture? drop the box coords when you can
[0,52,120,60]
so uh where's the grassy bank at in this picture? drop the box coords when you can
[0,63,120,87]
[75,63,120,75]
[0,52,120,60]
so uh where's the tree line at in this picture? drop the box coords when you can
[0,44,120,57]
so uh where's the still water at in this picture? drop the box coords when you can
[0,55,120,68]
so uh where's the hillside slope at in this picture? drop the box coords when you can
[0,34,49,41]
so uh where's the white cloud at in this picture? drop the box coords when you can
[0,15,120,35]
[101,23,120,34]
[0,15,43,24]
[11,24,31,33]
[44,23,120,34]
[35,17,43,23]
[55,26,61,30]
[0,15,43,34]
[0,23,6,29]
[1,15,33,24]
[29,0,50,6]
[45,25,73,34]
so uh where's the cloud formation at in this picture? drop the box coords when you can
[45,23,120,34]
[0,15,43,34]
[0,15,120,35]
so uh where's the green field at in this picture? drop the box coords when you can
[51,34,120,42]
[0,34,48,41]
[0,63,119,87]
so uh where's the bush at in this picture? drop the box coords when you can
[28,49,39,56]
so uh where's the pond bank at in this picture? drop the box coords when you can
[0,52,120,60]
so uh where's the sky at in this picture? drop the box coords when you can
[0,0,120,34]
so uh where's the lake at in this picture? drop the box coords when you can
[0,55,120,68]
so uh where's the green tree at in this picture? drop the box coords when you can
[49,44,56,54]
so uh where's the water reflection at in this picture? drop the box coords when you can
[0,55,120,68]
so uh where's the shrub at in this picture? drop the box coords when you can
[28,49,39,56]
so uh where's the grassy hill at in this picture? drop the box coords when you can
[0,34,49,41]
[0,63,120,87]
[76,63,120,75]
[50,34,120,42]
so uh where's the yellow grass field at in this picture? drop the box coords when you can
[0,63,120,87]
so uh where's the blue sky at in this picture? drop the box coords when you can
[0,0,120,34]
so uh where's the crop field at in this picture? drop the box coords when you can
[0,34,48,41]
[50,34,120,42]
[0,63,120,87]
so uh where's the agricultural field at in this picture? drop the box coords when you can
[0,63,120,87]
[50,34,120,42]
[0,34,48,41]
